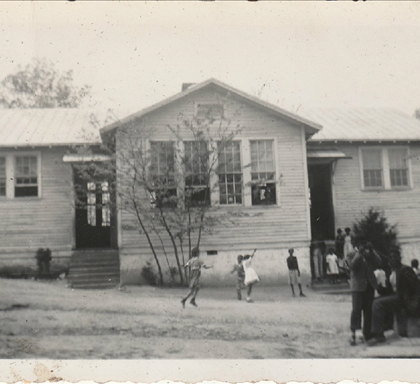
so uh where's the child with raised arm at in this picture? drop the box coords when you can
[243,249,259,303]
[287,248,305,297]
[231,255,245,300]
[181,247,212,308]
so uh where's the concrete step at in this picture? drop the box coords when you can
[69,262,120,269]
[71,255,119,261]
[69,281,119,289]
[310,279,351,294]
[68,249,120,290]
[68,273,120,281]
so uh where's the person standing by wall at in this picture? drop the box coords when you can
[286,248,305,297]
[326,248,339,285]
[343,227,354,259]
[312,241,324,282]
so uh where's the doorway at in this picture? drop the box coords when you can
[308,163,335,241]
[74,173,112,249]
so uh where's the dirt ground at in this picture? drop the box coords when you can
[0,277,409,359]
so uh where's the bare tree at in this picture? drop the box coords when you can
[72,99,249,286]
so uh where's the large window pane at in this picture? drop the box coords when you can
[218,141,242,205]
[389,148,408,187]
[362,149,383,188]
[15,156,38,197]
[250,140,276,205]
[150,141,176,207]
[0,157,5,196]
[184,141,210,207]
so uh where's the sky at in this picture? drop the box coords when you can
[1,2,420,118]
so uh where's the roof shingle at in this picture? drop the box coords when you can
[299,108,420,142]
[0,108,102,147]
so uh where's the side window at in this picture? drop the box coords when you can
[150,141,177,207]
[389,148,409,188]
[15,156,38,197]
[184,141,210,207]
[361,149,383,188]
[85,181,111,227]
[101,182,111,226]
[250,140,276,205]
[87,182,97,226]
[218,141,242,205]
[0,157,5,197]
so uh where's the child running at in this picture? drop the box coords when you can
[231,255,245,300]
[286,248,305,297]
[243,249,259,303]
[181,247,212,308]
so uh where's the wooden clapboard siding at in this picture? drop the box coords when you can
[117,87,311,262]
[332,142,420,241]
[0,147,74,261]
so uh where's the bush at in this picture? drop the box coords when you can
[0,264,69,280]
[352,208,400,258]
[141,262,158,286]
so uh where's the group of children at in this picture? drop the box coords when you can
[180,247,306,308]
[312,227,354,284]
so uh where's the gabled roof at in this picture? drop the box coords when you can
[100,78,322,137]
[299,108,420,142]
[0,108,102,148]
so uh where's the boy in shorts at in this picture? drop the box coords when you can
[287,248,305,297]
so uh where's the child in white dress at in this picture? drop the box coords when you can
[326,248,339,284]
[242,249,259,302]
[343,227,354,259]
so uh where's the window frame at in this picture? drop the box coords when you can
[14,155,40,198]
[360,148,384,190]
[359,146,412,191]
[194,102,225,121]
[0,151,41,199]
[249,139,277,206]
[388,147,410,189]
[0,156,6,198]
[183,140,211,207]
[217,140,244,206]
[149,141,177,208]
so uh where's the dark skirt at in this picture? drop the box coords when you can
[189,269,201,289]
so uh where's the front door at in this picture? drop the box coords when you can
[75,178,111,249]
[308,163,335,240]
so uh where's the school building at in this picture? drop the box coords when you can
[1,79,420,287]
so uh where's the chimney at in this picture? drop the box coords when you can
[182,83,196,92]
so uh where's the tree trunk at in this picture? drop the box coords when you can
[158,208,184,285]
[132,200,164,286]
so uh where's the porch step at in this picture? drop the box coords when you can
[310,279,351,294]
[70,280,120,290]
[68,249,120,290]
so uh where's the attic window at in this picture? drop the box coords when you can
[196,103,224,120]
